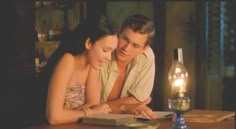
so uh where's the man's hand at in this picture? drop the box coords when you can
[120,97,157,120]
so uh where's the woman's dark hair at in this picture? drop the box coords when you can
[41,15,116,79]
[61,15,117,55]
[36,15,116,121]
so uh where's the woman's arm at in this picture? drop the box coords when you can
[84,67,101,107]
[46,53,87,125]
[77,67,112,118]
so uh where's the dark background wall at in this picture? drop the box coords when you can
[2,0,39,128]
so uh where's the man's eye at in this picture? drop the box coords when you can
[133,44,140,48]
[103,49,109,52]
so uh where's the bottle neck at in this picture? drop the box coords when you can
[173,48,183,64]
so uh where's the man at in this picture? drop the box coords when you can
[99,14,156,119]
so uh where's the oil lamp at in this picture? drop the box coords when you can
[168,48,190,129]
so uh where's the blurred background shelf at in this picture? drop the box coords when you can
[36,41,60,60]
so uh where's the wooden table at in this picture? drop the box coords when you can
[24,118,235,129]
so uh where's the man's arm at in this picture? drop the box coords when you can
[104,96,139,114]
[105,96,157,120]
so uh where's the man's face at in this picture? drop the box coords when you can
[116,28,148,64]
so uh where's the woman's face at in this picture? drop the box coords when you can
[87,35,118,70]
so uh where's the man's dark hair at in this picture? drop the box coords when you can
[119,14,155,46]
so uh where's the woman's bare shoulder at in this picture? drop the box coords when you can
[56,53,76,69]
[59,53,75,63]
[62,53,75,60]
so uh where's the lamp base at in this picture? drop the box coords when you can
[172,112,188,129]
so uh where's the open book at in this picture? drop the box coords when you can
[136,111,174,120]
[82,111,174,126]
[82,113,136,126]
[181,110,235,123]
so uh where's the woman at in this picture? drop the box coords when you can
[40,15,118,125]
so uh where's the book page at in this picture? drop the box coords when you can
[136,111,174,120]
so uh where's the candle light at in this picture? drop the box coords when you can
[168,48,188,97]
[168,48,190,129]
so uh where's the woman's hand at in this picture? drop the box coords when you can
[121,97,157,120]
[90,103,112,115]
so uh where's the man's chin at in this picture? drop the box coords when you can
[117,57,128,63]
[91,65,101,70]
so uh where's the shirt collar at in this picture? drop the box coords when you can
[107,52,118,72]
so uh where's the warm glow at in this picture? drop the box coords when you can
[175,67,181,73]
[171,78,186,93]
[169,67,188,93]
[172,78,184,87]
[168,48,189,94]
